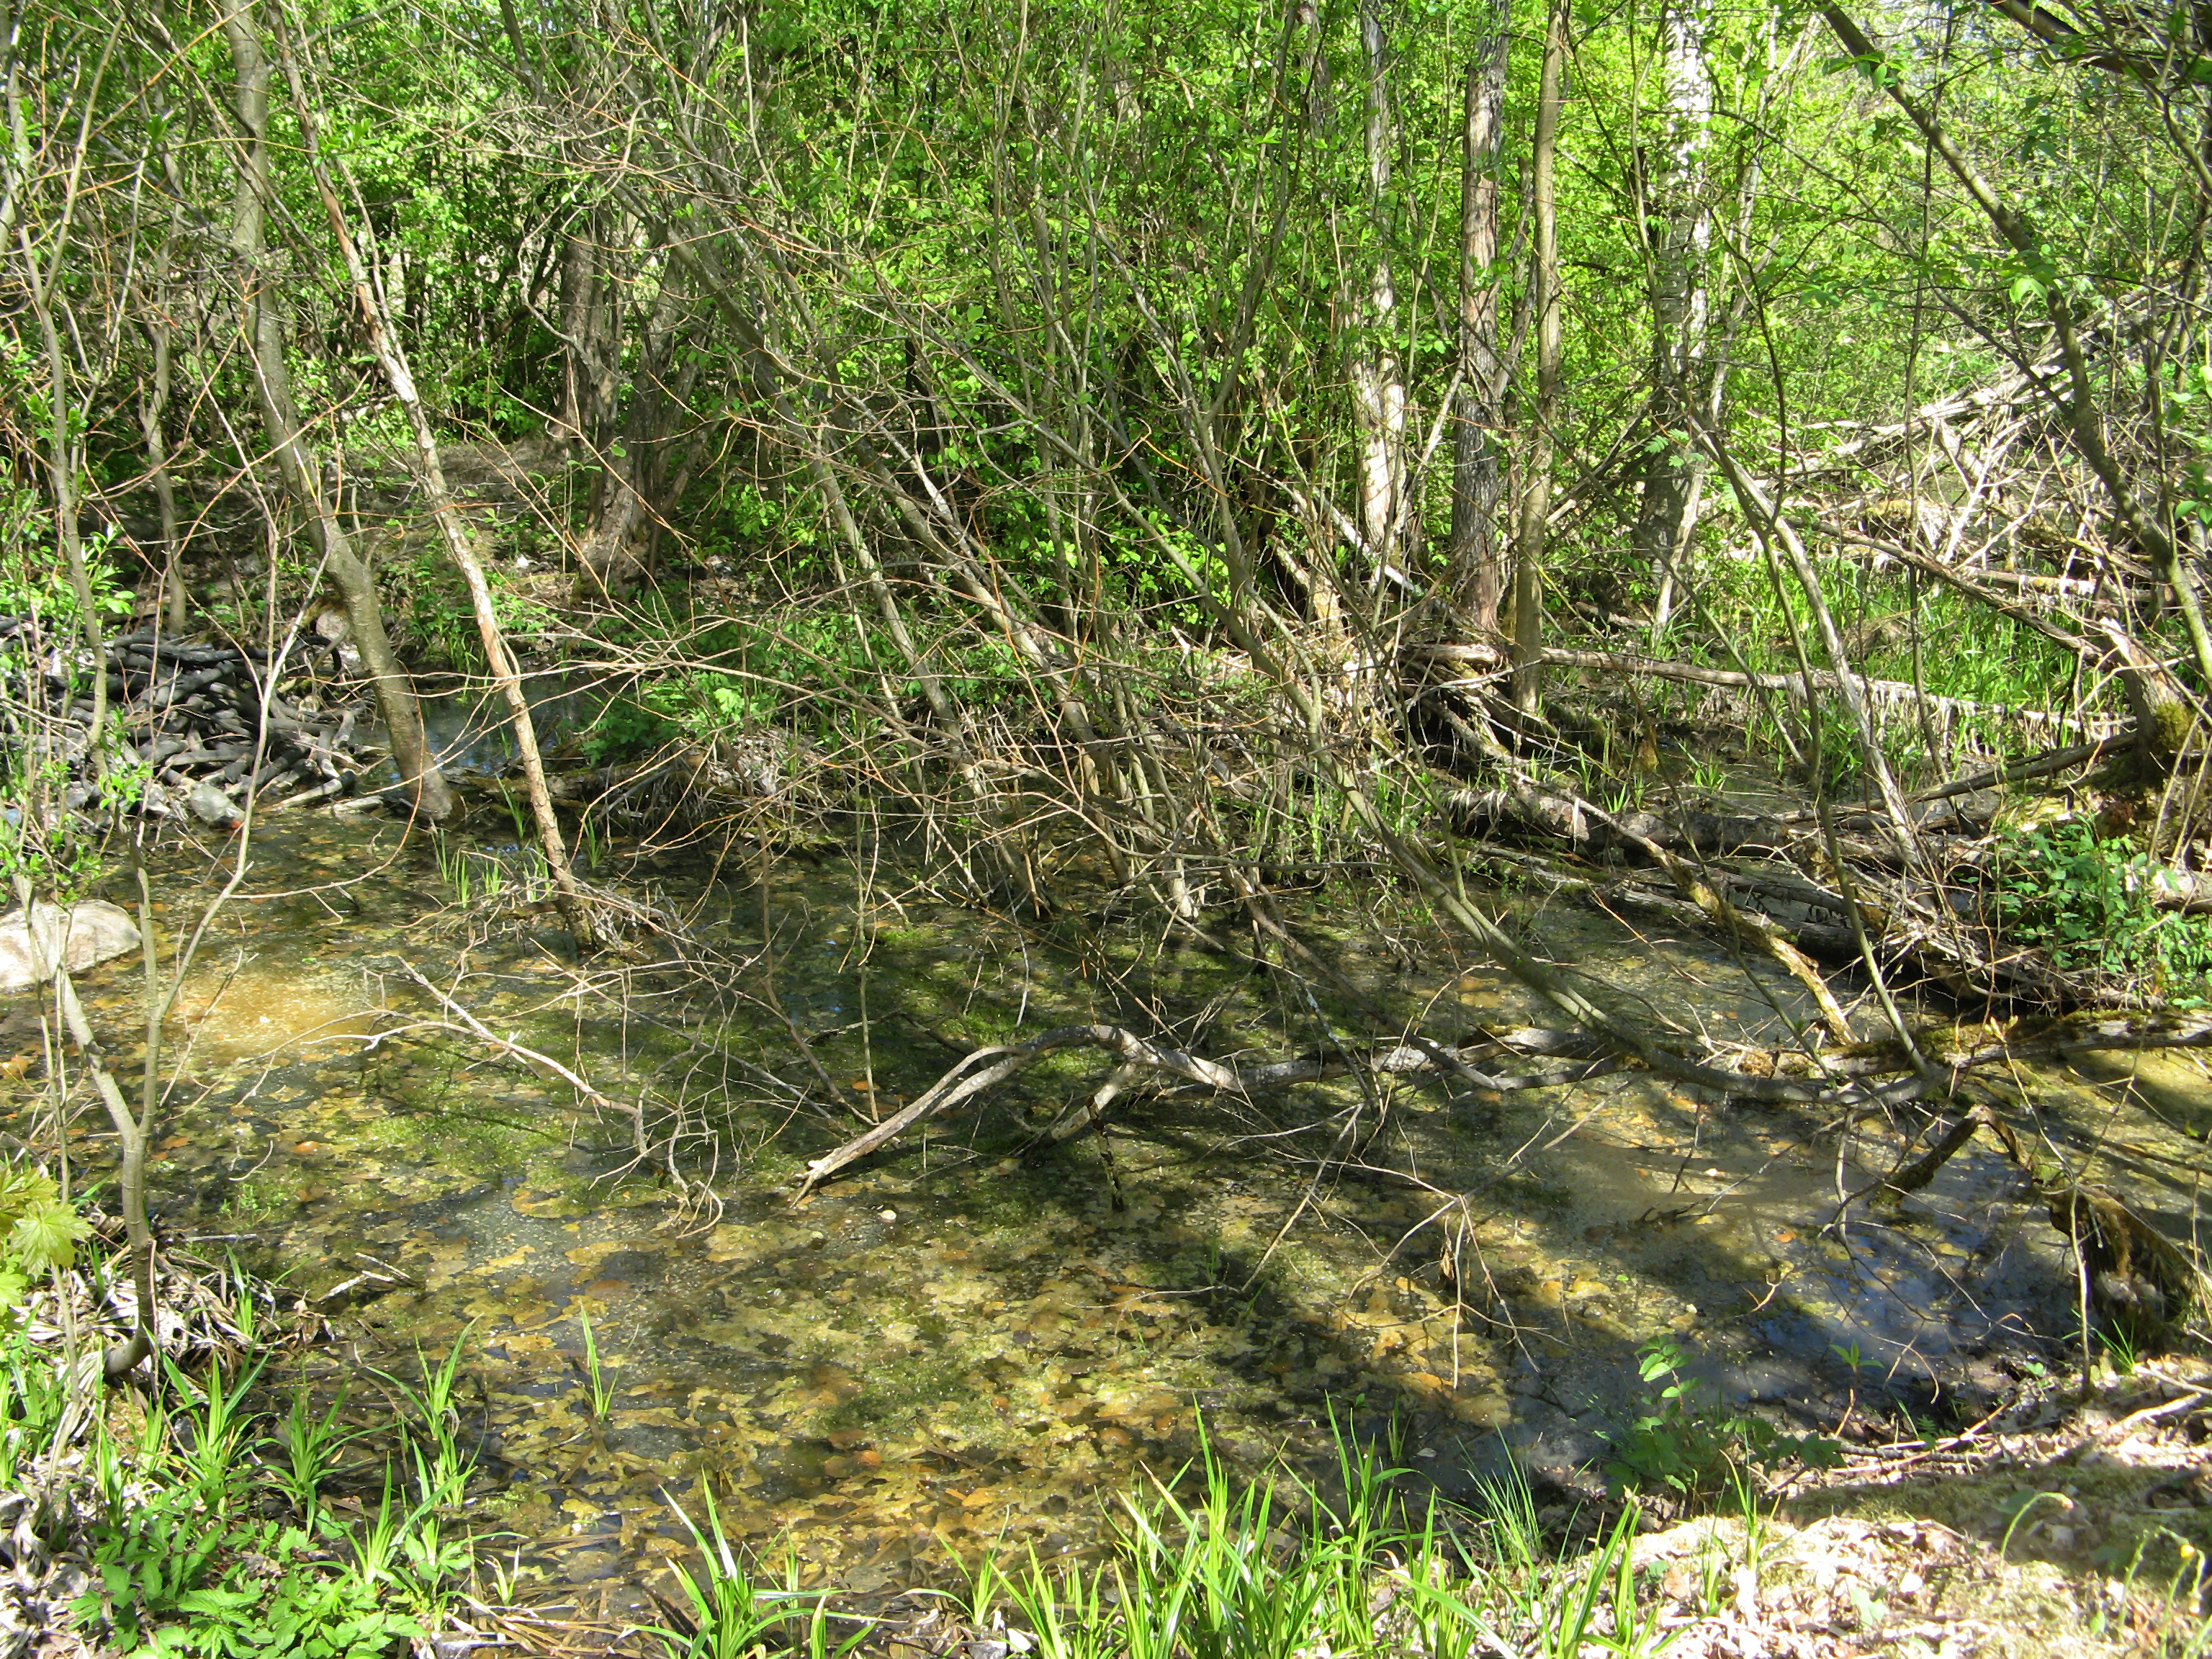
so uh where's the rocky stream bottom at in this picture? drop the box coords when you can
[5,806,2210,1654]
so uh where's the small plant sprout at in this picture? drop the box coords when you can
[653,1486,789,1659]
[373,1328,474,1511]
[161,1350,268,1517]
[578,1303,616,1421]
[1606,1335,1838,1502]
[1730,1465,1776,1595]
[276,1374,358,1516]
[1999,1491,2073,1561]
[2100,1323,2141,1377]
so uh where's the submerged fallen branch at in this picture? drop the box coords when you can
[793,1023,1627,1195]
[793,990,2212,1198]
[395,963,714,1210]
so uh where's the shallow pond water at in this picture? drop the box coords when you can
[6,806,2205,1616]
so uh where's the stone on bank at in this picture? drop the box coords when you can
[0,902,141,994]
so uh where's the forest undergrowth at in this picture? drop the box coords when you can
[10,0,2212,1650]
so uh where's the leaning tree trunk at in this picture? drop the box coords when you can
[279,34,593,944]
[1511,0,1566,714]
[1449,2,1511,636]
[1637,0,1714,637]
[220,0,451,822]
[135,185,189,636]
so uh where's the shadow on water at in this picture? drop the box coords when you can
[6,806,2195,1614]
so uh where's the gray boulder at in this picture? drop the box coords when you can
[186,781,242,827]
[0,902,142,994]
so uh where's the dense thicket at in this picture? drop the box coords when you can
[9,0,2212,1176]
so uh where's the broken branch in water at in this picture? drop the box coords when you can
[793,1023,1637,1195]
[793,997,2212,1198]
[395,963,711,1206]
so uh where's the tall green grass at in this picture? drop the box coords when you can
[49,1303,482,1657]
[653,1424,1707,1659]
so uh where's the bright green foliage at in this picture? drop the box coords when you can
[0,1339,63,1491]
[0,483,140,896]
[85,1514,420,1659]
[1991,820,2212,1002]
[48,1298,482,1658]
[0,509,134,624]
[0,1164,90,1308]
[1604,1336,1839,1502]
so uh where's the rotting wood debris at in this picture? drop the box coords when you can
[1,616,380,826]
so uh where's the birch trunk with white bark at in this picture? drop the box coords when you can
[1637,0,1714,634]
[1349,1,1406,585]
[1449,2,1511,634]
[1512,0,1566,714]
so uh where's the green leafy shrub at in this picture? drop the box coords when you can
[382,540,482,673]
[84,1511,419,1659]
[0,1162,91,1308]
[1990,818,2212,1001]
[580,690,677,763]
[1603,1338,1837,1502]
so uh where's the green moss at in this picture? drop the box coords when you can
[824,1349,979,1434]
[2152,697,2196,760]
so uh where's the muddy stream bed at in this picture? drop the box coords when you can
[7,804,2207,1619]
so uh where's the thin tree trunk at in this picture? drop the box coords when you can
[277,24,593,945]
[578,253,684,592]
[134,182,188,638]
[138,312,186,634]
[3,16,154,1374]
[1449,4,1511,634]
[1350,0,1406,580]
[558,227,617,454]
[18,258,105,760]
[220,0,452,821]
[558,213,627,583]
[2,15,107,765]
[143,100,193,637]
[1637,0,1713,635]
[1512,0,1566,714]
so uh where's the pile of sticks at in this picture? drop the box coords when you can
[3,618,372,822]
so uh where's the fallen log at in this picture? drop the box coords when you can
[1449,783,1792,858]
[1910,734,2127,804]
[1425,715,1861,1040]
[1406,641,2130,744]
